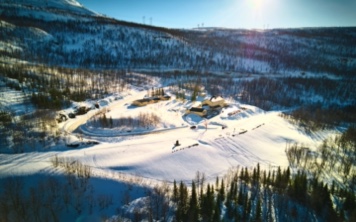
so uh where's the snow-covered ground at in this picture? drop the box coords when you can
[0,87,326,185]
[0,80,35,115]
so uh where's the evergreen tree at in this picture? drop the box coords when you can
[244,167,249,183]
[109,116,113,128]
[252,168,257,185]
[344,190,356,214]
[267,171,271,186]
[243,193,250,220]
[212,200,221,222]
[263,170,267,186]
[188,181,199,222]
[275,166,282,189]
[227,181,235,204]
[240,168,244,181]
[255,197,262,222]
[176,181,189,222]
[101,113,108,127]
[215,176,219,191]
[225,199,234,220]
[237,186,244,206]
[283,167,290,188]
[289,171,307,204]
[201,184,214,222]
[173,180,179,203]
[218,179,225,204]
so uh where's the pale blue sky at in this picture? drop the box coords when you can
[78,0,356,29]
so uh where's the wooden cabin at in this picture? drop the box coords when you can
[186,107,207,117]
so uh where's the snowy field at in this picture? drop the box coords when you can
[0,86,338,221]
[0,80,35,116]
[0,87,325,184]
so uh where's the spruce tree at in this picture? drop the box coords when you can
[102,113,108,127]
[201,184,214,221]
[188,181,199,222]
[237,185,244,206]
[176,181,189,222]
[212,200,221,222]
[173,180,179,203]
[263,170,267,186]
[215,176,219,191]
[244,167,249,183]
[255,197,262,222]
[244,195,252,221]
[109,116,113,128]
[218,179,225,204]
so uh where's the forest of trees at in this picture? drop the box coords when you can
[0,63,130,152]
[1,162,355,221]
[1,3,356,76]
[0,158,115,221]
[285,126,356,190]
[188,75,356,130]
[129,161,355,221]
[0,64,127,108]
[0,108,59,153]
[89,112,161,129]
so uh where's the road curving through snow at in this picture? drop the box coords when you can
[61,90,147,135]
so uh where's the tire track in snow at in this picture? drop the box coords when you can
[225,137,271,165]
[213,137,248,167]
[212,136,272,167]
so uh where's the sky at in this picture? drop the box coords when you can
[78,0,356,29]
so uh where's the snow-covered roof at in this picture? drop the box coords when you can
[210,96,224,102]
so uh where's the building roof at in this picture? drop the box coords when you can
[210,96,224,102]
[135,98,151,103]
[190,107,205,112]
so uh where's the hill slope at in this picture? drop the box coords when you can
[1,0,356,75]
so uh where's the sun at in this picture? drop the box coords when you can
[248,0,264,10]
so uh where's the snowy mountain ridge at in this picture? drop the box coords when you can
[0,1,355,221]
[1,0,355,76]
[0,0,96,16]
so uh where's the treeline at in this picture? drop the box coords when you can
[0,63,129,151]
[0,163,355,221]
[200,76,356,129]
[0,64,127,109]
[119,165,355,221]
[183,28,356,76]
[89,112,161,129]
[2,5,356,76]
[170,166,342,222]
[285,126,356,190]
[235,77,356,110]
[0,159,114,221]
[286,105,356,131]
[0,109,59,153]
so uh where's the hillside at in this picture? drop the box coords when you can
[1,0,356,75]
[0,0,355,221]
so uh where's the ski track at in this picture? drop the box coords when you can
[212,136,272,167]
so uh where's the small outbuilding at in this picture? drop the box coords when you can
[132,95,171,107]
[132,98,153,106]
[186,107,207,117]
[202,96,226,108]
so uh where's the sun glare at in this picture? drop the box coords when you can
[248,0,264,10]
